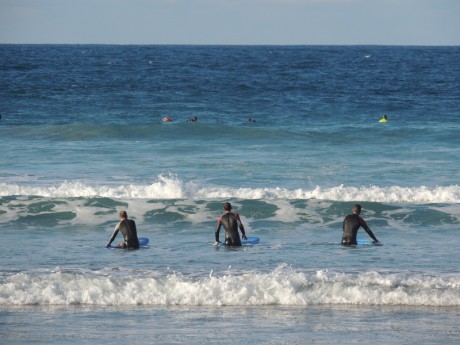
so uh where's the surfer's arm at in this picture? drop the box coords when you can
[106,223,121,247]
[215,219,222,244]
[360,218,378,242]
[235,213,247,240]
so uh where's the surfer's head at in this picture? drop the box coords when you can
[223,202,232,211]
[119,210,128,219]
[352,204,361,215]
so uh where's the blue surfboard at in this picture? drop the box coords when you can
[356,239,383,246]
[243,236,260,244]
[108,237,149,249]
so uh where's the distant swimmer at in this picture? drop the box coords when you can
[247,118,256,122]
[106,210,140,249]
[341,204,380,245]
[162,116,172,122]
[379,115,388,123]
[187,116,198,123]
[215,202,247,246]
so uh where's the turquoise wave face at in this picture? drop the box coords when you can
[2,122,459,190]
[1,195,458,230]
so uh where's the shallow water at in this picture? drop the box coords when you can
[2,305,459,345]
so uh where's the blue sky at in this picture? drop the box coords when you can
[0,0,459,45]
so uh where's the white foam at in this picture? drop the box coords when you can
[1,176,459,204]
[1,266,459,307]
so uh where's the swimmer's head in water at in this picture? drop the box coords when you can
[223,202,232,211]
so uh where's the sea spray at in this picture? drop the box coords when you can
[1,177,459,203]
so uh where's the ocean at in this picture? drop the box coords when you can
[0,45,459,344]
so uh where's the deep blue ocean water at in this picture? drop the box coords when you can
[1,45,459,344]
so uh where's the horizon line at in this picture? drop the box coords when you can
[1,42,459,47]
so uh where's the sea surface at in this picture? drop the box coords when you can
[1,45,459,344]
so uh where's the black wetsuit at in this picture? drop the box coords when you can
[215,212,246,246]
[342,213,378,245]
[108,219,140,249]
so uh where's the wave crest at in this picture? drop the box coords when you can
[1,176,459,204]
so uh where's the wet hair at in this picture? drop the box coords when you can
[119,210,128,218]
[352,204,361,213]
[223,202,232,211]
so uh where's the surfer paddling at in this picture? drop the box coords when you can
[215,202,247,246]
[341,204,380,245]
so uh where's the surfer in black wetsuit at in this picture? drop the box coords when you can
[342,204,379,245]
[215,202,247,246]
[106,210,140,249]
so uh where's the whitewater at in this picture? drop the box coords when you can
[2,178,460,203]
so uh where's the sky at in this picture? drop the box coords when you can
[0,0,459,45]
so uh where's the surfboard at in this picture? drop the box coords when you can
[108,237,149,249]
[243,236,260,245]
[357,239,383,246]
